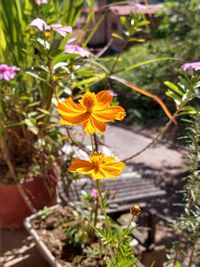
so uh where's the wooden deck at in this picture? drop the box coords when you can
[60,171,166,216]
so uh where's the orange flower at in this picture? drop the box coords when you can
[57,90,125,134]
[68,153,125,179]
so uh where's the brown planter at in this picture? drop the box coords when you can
[0,174,57,228]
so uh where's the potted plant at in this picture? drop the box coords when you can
[0,0,75,227]
[0,50,58,227]
[24,200,144,266]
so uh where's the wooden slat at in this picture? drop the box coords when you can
[108,190,166,205]
[63,172,166,215]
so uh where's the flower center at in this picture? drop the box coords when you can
[82,92,97,112]
[90,153,104,172]
[0,67,7,74]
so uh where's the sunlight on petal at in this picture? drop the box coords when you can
[68,153,125,180]
[96,90,112,107]
[57,90,125,134]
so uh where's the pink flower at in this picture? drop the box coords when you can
[50,24,72,37]
[108,89,117,97]
[181,62,200,72]
[0,64,20,81]
[91,188,98,199]
[30,18,72,37]
[30,18,49,31]
[35,0,48,5]
[64,44,90,57]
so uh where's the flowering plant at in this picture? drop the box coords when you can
[0,0,86,184]
[164,63,200,266]
[56,89,140,265]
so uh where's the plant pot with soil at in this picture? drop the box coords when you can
[24,201,144,267]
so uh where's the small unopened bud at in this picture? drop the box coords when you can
[130,205,141,216]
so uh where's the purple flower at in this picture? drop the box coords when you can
[109,89,118,97]
[64,44,90,57]
[0,64,20,81]
[181,62,200,72]
[91,188,98,199]
[35,0,48,5]
[30,18,72,37]
[30,18,49,31]
[50,24,72,37]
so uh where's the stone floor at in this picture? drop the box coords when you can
[0,228,49,267]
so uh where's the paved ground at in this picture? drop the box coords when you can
[105,125,184,169]
[0,228,49,267]
[0,125,185,267]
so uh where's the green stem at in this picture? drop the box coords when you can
[96,180,112,234]
[172,233,182,267]
[126,215,134,230]
[89,134,100,240]
[90,134,95,152]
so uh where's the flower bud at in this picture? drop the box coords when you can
[130,205,141,216]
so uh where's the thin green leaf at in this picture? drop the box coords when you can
[164,81,183,96]
[71,73,106,88]
[112,33,124,41]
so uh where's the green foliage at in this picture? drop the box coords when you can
[0,0,93,183]
[0,0,34,66]
[119,13,149,43]
[157,0,200,41]
[165,71,200,113]
[100,0,200,123]
[165,71,200,265]
[96,224,137,267]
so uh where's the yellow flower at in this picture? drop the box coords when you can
[57,90,125,134]
[68,153,125,179]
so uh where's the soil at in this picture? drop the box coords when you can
[32,205,106,267]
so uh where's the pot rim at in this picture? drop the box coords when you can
[24,204,63,267]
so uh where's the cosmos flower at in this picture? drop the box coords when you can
[181,62,200,72]
[64,44,90,57]
[57,90,125,134]
[0,64,20,81]
[30,18,72,37]
[68,153,125,179]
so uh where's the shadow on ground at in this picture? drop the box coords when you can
[0,228,49,267]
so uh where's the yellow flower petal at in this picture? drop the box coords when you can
[109,106,126,120]
[83,116,106,134]
[68,153,125,180]
[60,112,90,125]
[96,90,112,107]
[93,106,125,122]
[57,98,85,116]
[68,159,93,173]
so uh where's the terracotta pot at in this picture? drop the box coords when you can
[0,174,57,228]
